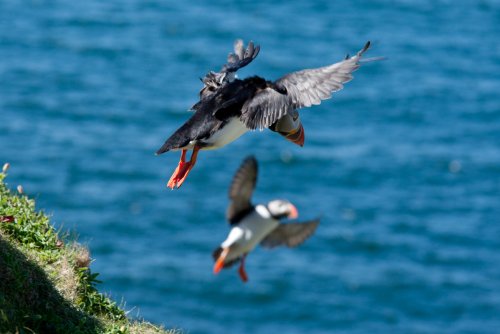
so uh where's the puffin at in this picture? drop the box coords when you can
[212,156,320,282]
[157,39,374,189]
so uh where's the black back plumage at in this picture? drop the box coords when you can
[156,77,269,155]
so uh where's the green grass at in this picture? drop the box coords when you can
[0,164,179,334]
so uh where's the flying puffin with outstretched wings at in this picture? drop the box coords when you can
[157,39,373,189]
[213,156,320,282]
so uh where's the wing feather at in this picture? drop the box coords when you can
[241,89,291,130]
[260,219,320,248]
[194,39,260,108]
[241,42,371,130]
[226,156,258,224]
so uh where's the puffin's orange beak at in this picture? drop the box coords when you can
[283,122,305,147]
[288,204,299,219]
[213,247,229,274]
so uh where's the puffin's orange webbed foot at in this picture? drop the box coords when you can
[167,147,200,189]
[214,247,229,274]
[167,150,187,189]
[238,255,249,283]
[167,162,191,189]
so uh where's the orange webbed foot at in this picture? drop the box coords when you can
[238,255,248,283]
[214,247,229,274]
[166,147,200,189]
[167,161,192,189]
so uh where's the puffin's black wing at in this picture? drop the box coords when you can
[260,219,320,248]
[223,39,261,73]
[240,42,371,130]
[195,40,260,105]
[226,156,258,224]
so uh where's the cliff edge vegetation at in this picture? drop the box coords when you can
[0,163,178,334]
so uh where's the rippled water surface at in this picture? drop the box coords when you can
[1,1,500,333]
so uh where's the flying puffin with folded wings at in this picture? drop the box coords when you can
[157,39,373,189]
[213,156,320,282]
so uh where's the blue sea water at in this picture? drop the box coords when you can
[1,0,500,333]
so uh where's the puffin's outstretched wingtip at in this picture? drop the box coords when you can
[358,41,388,64]
[359,41,371,55]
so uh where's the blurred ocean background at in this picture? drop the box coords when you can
[1,0,500,333]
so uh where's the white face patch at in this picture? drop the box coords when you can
[267,200,292,217]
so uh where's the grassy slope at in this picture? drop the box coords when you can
[0,165,178,334]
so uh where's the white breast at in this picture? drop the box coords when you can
[221,205,279,262]
[204,117,249,149]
